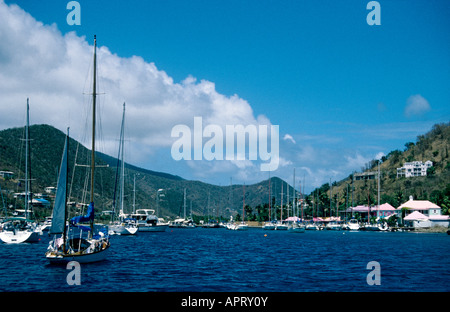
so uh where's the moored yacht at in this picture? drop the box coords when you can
[169,218,196,229]
[275,221,289,230]
[227,222,248,230]
[346,219,360,231]
[326,221,342,230]
[130,209,168,232]
[288,222,306,233]
[262,221,276,230]
[305,222,319,230]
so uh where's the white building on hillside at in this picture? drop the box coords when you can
[396,160,433,178]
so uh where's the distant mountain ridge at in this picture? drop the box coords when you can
[95,151,184,181]
[0,124,291,221]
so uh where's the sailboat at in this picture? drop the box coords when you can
[231,184,248,230]
[325,181,342,230]
[288,169,305,233]
[362,162,388,231]
[109,103,138,235]
[45,36,110,264]
[169,188,196,229]
[275,181,289,230]
[263,175,275,230]
[0,99,41,244]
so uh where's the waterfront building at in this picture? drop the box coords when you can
[346,203,396,219]
[397,196,449,228]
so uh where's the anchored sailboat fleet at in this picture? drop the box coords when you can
[1,35,415,269]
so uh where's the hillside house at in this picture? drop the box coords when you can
[396,160,433,178]
[0,171,14,179]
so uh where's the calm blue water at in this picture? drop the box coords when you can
[0,228,449,292]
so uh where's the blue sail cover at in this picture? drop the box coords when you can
[70,202,95,225]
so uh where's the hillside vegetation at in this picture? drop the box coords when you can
[306,122,450,218]
[0,124,290,222]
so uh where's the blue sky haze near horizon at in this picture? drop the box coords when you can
[0,0,449,193]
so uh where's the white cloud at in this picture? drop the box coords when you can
[0,1,272,176]
[283,134,296,144]
[404,94,431,118]
[344,153,371,170]
[375,152,385,160]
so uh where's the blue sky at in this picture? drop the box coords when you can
[1,0,449,193]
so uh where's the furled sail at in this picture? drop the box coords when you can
[49,134,68,234]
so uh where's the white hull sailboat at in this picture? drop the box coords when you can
[0,100,41,244]
[288,222,306,233]
[46,36,110,264]
[109,221,138,235]
[0,218,40,243]
[168,188,195,229]
[45,130,110,264]
[305,223,319,231]
[227,222,248,230]
[287,169,305,233]
[236,222,249,230]
[262,222,276,230]
[326,221,342,230]
[108,103,138,236]
[275,221,289,230]
[227,184,249,230]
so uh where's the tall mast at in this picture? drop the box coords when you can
[329,178,332,218]
[133,175,136,214]
[377,160,380,219]
[25,98,30,219]
[90,35,97,233]
[268,172,271,221]
[351,172,354,218]
[183,188,186,219]
[287,179,289,218]
[120,103,126,215]
[293,168,296,217]
[243,183,245,222]
[280,182,283,221]
[63,128,69,252]
[300,182,303,220]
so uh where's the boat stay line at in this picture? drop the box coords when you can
[75,164,109,168]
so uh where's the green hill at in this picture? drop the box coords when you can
[306,122,450,218]
[0,124,291,222]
